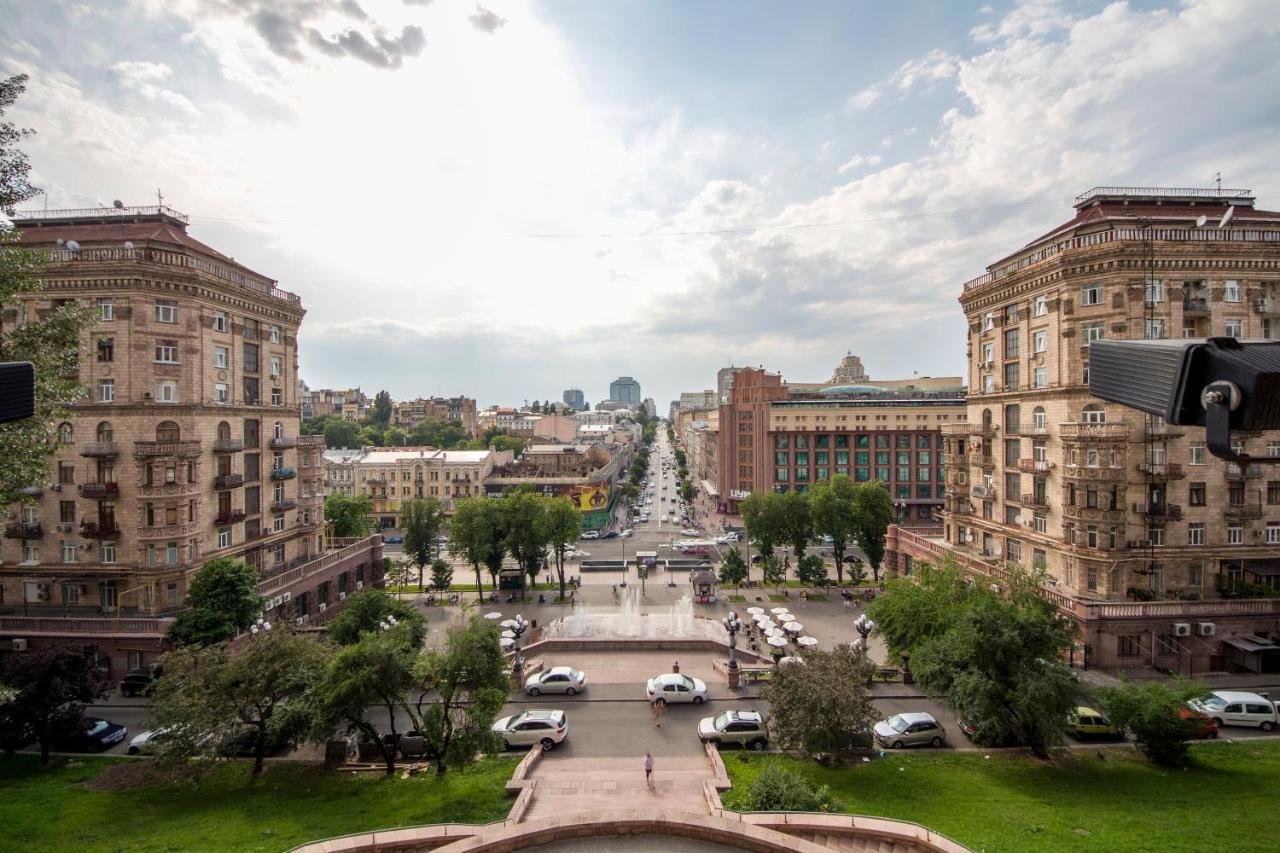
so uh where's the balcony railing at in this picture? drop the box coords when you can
[1137,462,1185,479]
[1059,423,1129,441]
[1062,464,1126,481]
[1226,463,1264,479]
[215,509,247,524]
[269,436,297,449]
[1224,502,1263,519]
[4,521,42,539]
[1020,493,1050,509]
[213,438,245,453]
[270,467,297,480]
[1017,459,1052,473]
[135,440,202,459]
[299,435,326,448]
[1145,423,1184,439]
[1182,297,1210,314]
[0,615,176,638]
[271,498,297,512]
[1132,502,1182,520]
[214,473,244,489]
[942,423,994,437]
[80,519,120,538]
[971,485,997,500]
[17,485,43,497]
[78,482,119,499]
[79,441,119,458]
[1255,298,1280,315]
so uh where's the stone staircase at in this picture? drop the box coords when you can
[523,756,712,822]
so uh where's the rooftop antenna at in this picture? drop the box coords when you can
[1214,171,1222,193]
[112,199,124,209]
[156,188,164,207]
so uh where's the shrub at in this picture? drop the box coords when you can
[747,763,838,812]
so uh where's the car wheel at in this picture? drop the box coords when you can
[527,687,540,696]
[565,687,577,696]
[892,740,904,749]
[750,739,766,751]
[930,736,942,748]
[1210,728,1219,739]
[1262,721,1274,732]
[503,740,512,750]
[1213,718,1224,728]
[540,738,556,751]
[127,746,140,756]
[693,695,705,705]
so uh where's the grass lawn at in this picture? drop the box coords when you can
[0,754,517,853]
[722,741,1280,853]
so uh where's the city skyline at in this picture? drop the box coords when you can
[3,0,1278,407]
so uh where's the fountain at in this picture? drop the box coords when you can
[543,587,723,641]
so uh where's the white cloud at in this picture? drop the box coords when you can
[837,153,883,174]
[846,48,959,111]
[111,60,200,116]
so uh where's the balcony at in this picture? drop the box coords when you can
[1224,502,1263,519]
[976,454,995,468]
[1137,462,1184,479]
[271,498,297,512]
[17,485,42,497]
[79,441,119,458]
[1182,297,1210,315]
[78,482,119,499]
[1017,458,1053,473]
[269,436,297,449]
[1059,423,1129,441]
[215,509,247,524]
[80,519,120,538]
[1255,297,1280,316]
[214,473,244,489]
[0,614,176,639]
[299,435,326,449]
[1024,424,1050,436]
[4,522,42,539]
[1063,503,1123,521]
[136,521,198,539]
[1020,493,1050,509]
[971,485,998,500]
[135,440,202,459]
[1133,502,1182,520]
[213,438,245,453]
[270,467,297,481]
[1144,423,1184,439]
[942,423,994,437]
[1226,463,1264,479]
[1127,539,1152,549]
[1062,464,1126,481]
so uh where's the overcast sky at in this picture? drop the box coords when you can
[4,0,1278,408]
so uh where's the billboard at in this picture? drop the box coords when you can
[484,481,611,514]
[570,484,610,512]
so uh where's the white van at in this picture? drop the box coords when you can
[1188,690,1278,731]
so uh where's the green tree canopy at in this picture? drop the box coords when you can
[780,490,813,558]
[448,497,507,602]
[327,588,426,646]
[1100,678,1206,767]
[810,475,858,583]
[323,419,362,449]
[762,645,877,760]
[325,493,373,538]
[540,496,581,601]
[864,560,988,654]
[0,644,110,765]
[402,496,447,591]
[430,558,453,592]
[741,491,786,560]
[371,390,392,425]
[501,489,548,596]
[408,417,467,449]
[718,546,748,586]
[852,481,894,581]
[167,557,263,646]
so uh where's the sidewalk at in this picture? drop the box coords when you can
[524,755,712,822]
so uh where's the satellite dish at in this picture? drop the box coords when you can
[55,238,64,246]
[66,240,80,251]
[1219,205,1235,229]
[1195,215,1207,228]
[123,241,134,249]
[112,199,124,209]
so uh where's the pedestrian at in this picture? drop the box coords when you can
[643,752,654,788]
[653,698,666,727]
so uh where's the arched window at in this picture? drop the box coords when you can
[1081,404,1106,425]
[981,408,993,427]
[1032,407,1046,429]
[96,421,113,442]
[58,422,74,443]
[216,421,231,441]
[273,421,284,440]
[156,421,181,441]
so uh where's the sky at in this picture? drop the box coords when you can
[3,0,1279,409]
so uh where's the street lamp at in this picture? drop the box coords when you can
[504,615,530,676]
[249,616,273,635]
[722,610,743,688]
[853,613,876,647]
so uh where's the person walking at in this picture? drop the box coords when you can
[643,752,654,789]
[653,698,666,727]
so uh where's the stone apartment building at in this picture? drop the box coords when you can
[716,367,967,522]
[391,396,479,437]
[889,185,1280,673]
[0,206,382,675]
[309,387,366,419]
[322,447,513,526]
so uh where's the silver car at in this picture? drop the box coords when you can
[524,666,586,696]
[873,712,946,749]
[699,710,768,750]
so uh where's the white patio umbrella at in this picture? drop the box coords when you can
[797,636,819,647]
[746,607,765,615]
[766,635,789,647]
[501,630,516,639]
[783,621,804,633]
[765,626,786,637]
[499,637,515,649]
[770,607,789,614]
[500,619,519,629]
[484,612,503,621]
[775,613,795,623]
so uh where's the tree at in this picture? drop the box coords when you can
[810,475,858,583]
[762,555,787,588]
[152,628,328,776]
[852,481,894,582]
[762,644,877,760]
[328,588,426,646]
[864,560,985,654]
[371,390,392,425]
[409,617,509,774]
[680,480,694,503]
[385,426,407,446]
[323,419,362,449]
[780,490,812,563]
[449,497,506,603]
[1100,679,1205,767]
[312,626,416,776]
[409,417,466,449]
[168,557,263,646]
[0,76,96,504]
[402,497,447,592]
[718,546,748,586]
[430,558,453,592]
[795,553,827,587]
[541,496,580,602]
[325,493,373,538]
[501,489,548,600]
[0,644,110,764]
[741,491,785,564]
[674,448,687,467]
[384,557,412,590]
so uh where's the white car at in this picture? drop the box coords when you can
[492,709,568,751]
[581,531,600,540]
[698,710,769,750]
[1189,691,1279,730]
[682,528,699,536]
[524,666,587,696]
[646,672,709,705]
[127,727,173,755]
[621,529,634,538]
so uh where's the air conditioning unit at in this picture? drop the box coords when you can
[1173,622,1192,637]
[318,602,327,612]
[36,587,50,601]
[295,617,304,626]
[356,580,364,590]
[282,591,291,602]
[11,638,28,651]
[56,524,70,533]
[143,392,152,399]
[338,591,346,601]
[51,484,61,491]
[270,595,282,608]
[1197,622,1217,637]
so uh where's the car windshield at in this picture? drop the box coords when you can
[713,712,731,729]
[1198,695,1228,711]
[86,720,110,736]
[885,715,910,733]
[568,669,582,680]
[681,675,696,690]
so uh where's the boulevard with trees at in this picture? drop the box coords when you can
[304,408,525,456]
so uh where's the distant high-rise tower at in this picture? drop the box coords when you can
[608,376,641,405]
[562,388,586,411]
[716,367,736,403]
[830,352,870,385]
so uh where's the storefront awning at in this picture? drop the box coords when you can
[1239,559,1280,577]
[701,479,719,497]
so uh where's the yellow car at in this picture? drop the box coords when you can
[1068,706,1124,740]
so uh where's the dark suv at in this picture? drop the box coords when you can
[119,668,160,698]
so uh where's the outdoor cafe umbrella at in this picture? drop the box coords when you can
[746,607,765,615]
[775,613,794,622]
[484,612,503,620]
[765,626,786,638]
[500,619,520,628]
[766,635,789,648]
[797,636,819,648]
[783,621,804,633]
[499,637,515,649]
[770,607,789,614]
[501,630,516,639]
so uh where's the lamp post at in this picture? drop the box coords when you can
[722,610,743,688]
[249,616,273,635]
[505,614,530,677]
[853,613,876,685]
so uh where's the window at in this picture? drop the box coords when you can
[1145,280,1164,304]
[1033,367,1047,388]
[100,541,117,563]
[213,310,229,332]
[219,527,231,548]
[214,383,229,404]
[1034,513,1046,533]
[1082,322,1105,343]
[1033,330,1047,353]
[1032,406,1046,430]
[1004,329,1019,358]
[1267,523,1280,545]
[155,340,178,363]
[270,355,282,377]
[1032,295,1047,317]
[1081,404,1105,424]
[1081,284,1103,306]
[243,343,259,373]
[1227,524,1244,545]
[1225,319,1243,338]
[244,377,259,405]
[243,318,259,340]
[1150,527,1165,546]
[981,342,994,365]
[1188,524,1204,546]
[1189,443,1206,465]
[1189,482,1206,506]
[1225,280,1240,302]
[155,299,177,323]
[271,387,282,406]
[982,375,995,393]
[269,325,281,343]
[98,379,114,403]
[1003,362,1019,390]
[98,298,114,321]
[1145,319,1165,339]
[1004,304,1019,324]
[155,380,178,403]
[97,337,114,362]
[214,346,229,369]
[272,514,285,532]
[981,312,994,332]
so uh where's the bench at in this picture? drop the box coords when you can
[873,668,902,683]
[741,668,772,682]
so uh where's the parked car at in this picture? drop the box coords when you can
[681,528,700,536]
[384,535,403,544]
[873,712,946,749]
[525,666,586,696]
[699,710,768,750]
[492,709,568,751]
[581,531,600,540]
[621,528,634,538]
[646,672,709,705]
[128,726,175,755]
[1188,690,1278,730]
[53,716,128,752]
[119,667,161,698]
[1067,706,1124,740]
[602,531,619,539]
[1179,708,1219,739]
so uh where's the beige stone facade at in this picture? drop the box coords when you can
[323,447,513,524]
[391,396,478,437]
